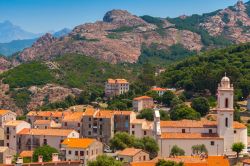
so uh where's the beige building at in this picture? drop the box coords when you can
[61,138,103,165]
[82,108,136,144]
[105,79,129,97]
[0,146,15,164]
[4,120,31,152]
[62,112,84,135]
[130,119,153,138]
[117,148,150,163]
[34,120,60,129]
[17,128,79,153]
[0,110,16,128]
[133,96,154,112]
[151,87,168,96]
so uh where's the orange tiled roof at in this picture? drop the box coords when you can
[34,120,52,125]
[27,111,72,118]
[117,148,144,156]
[17,128,75,137]
[160,132,222,140]
[5,120,26,126]
[243,159,250,164]
[20,150,33,158]
[233,121,247,129]
[0,110,12,116]
[151,87,167,91]
[62,112,83,122]
[61,138,96,149]
[83,108,96,116]
[160,120,217,128]
[131,156,229,166]
[131,119,153,130]
[107,79,128,84]
[133,96,153,101]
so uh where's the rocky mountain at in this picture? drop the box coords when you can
[53,28,71,38]
[16,1,250,64]
[0,21,39,43]
[17,10,202,64]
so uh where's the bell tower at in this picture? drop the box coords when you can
[217,74,234,154]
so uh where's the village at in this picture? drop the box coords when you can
[0,75,249,166]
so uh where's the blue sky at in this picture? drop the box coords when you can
[0,0,248,33]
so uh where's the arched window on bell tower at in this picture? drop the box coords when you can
[225,118,228,127]
[225,98,229,108]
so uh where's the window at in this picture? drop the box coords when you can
[144,131,147,135]
[132,131,135,135]
[143,156,146,161]
[7,135,9,140]
[80,151,84,156]
[225,98,229,108]
[225,118,228,127]
[68,150,71,155]
[78,123,80,127]
[43,139,47,145]
[125,116,129,120]
[234,130,237,134]
[6,127,9,134]
[89,118,91,121]
[209,129,212,134]
[132,125,135,128]
[88,131,91,136]
[211,141,215,146]
[89,124,91,128]
[6,143,9,147]
[64,122,67,126]
[75,151,78,156]
[87,151,88,155]
[125,122,129,128]
[182,129,185,133]
[100,118,103,122]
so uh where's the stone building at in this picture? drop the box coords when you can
[105,79,129,97]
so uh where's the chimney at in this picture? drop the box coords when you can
[52,153,59,162]
[38,155,43,162]
[5,155,12,165]
[16,157,23,164]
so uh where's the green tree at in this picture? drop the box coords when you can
[109,132,135,150]
[170,105,200,120]
[192,144,208,155]
[137,109,154,121]
[170,145,185,156]
[191,97,210,116]
[88,155,122,166]
[32,145,58,162]
[135,137,159,159]
[156,159,184,166]
[162,91,175,106]
[145,90,160,101]
[232,142,245,159]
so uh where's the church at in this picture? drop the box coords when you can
[150,75,248,157]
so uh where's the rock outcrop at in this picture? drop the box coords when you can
[18,10,203,64]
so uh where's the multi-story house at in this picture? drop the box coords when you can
[132,96,154,112]
[17,128,79,153]
[26,111,72,126]
[0,110,16,128]
[82,108,136,144]
[105,79,129,97]
[130,119,153,138]
[61,138,103,165]
[117,148,150,163]
[4,120,31,153]
[62,112,84,135]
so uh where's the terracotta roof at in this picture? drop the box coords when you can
[107,79,128,84]
[131,156,229,166]
[62,112,83,122]
[0,110,12,116]
[5,120,26,126]
[20,150,33,158]
[133,96,152,101]
[61,138,96,149]
[131,119,153,130]
[233,121,246,129]
[34,120,52,125]
[17,128,76,137]
[83,108,96,116]
[151,87,167,91]
[117,148,144,156]
[27,111,71,118]
[84,109,133,118]
[160,120,217,128]
[243,159,250,164]
[160,133,222,140]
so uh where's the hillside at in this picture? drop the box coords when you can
[160,43,250,100]
[13,1,250,65]
[0,54,136,112]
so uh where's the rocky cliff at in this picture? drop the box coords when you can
[17,10,202,64]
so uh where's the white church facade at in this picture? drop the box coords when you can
[131,75,248,157]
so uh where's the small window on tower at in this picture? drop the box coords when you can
[225,118,228,127]
[225,98,229,108]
